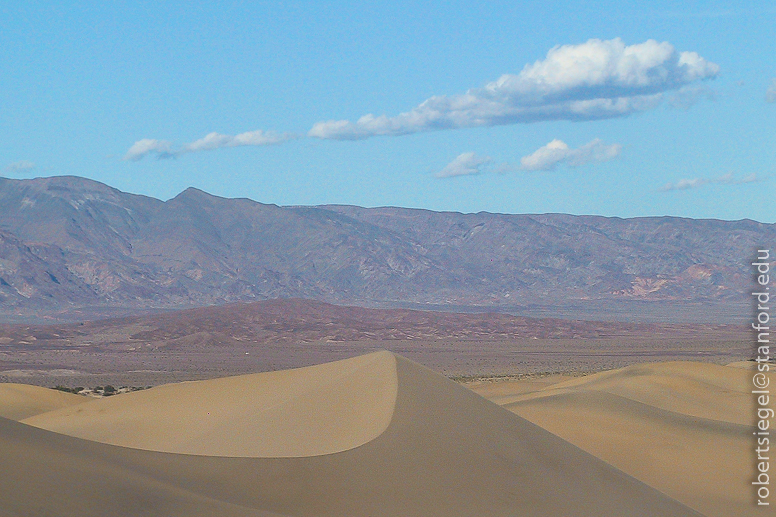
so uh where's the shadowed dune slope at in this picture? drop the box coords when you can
[0,417,287,517]
[0,383,86,421]
[3,353,700,517]
[470,362,762,517]
[24,351,398,457]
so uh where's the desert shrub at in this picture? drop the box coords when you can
[52,385,83,394]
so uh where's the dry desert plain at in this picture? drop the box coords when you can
[0,300,768,516]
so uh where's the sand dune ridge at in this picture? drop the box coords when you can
[1,351,702,516]
[24,350,398,457]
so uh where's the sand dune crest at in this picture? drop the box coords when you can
[544,361,751,424]
[24,350,398,457]
[0,382,86,421]
[3,352,701,516]
[470,361,763,517]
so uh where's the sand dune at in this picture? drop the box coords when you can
[470,361,763,517]
[546,361,752,424]
[24,351,398,457]
[4,352,699,516]
[0,417,288,517]
[0,382,86,421]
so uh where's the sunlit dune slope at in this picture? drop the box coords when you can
[24,351,398,457]
[4,352,699,517]
[470,361,762,517]
[0,382,86,421]
[542,361,750,424]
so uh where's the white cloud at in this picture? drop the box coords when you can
[123,139,174,161]
[659,177,709,191]
[766,79,776,103]
[659,172,761,191]
[124,130,295,161]
[437,139,620,179]
[436,152,492,178]
[181,130,293,153]
[5,160,36,172]
[735,173,759,183]
[520,139,621,171]
[310,38,719,140]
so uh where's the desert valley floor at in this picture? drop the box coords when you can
[0,300,765,516]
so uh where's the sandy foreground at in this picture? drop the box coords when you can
[0,351,763,516]
[468,360,770,517]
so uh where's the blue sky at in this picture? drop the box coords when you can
[1,1,775,221]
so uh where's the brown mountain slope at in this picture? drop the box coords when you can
[1,175,771,323]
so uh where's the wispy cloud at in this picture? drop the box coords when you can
[437,139,620,179]
[436,152,492,178]
[520,139,622,171]
[766,79,776,103]
[124,130,296,161]
[659,177,709,191]
[123,139,174,161]
[310,38,719,140]
[182,131,294,153]
[659,172,761,192]
[666,85,716,110]
[5,160,36,172]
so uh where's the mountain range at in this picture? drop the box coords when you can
[0,175,771,323]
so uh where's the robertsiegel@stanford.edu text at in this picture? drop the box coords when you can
[752,249,772,507]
